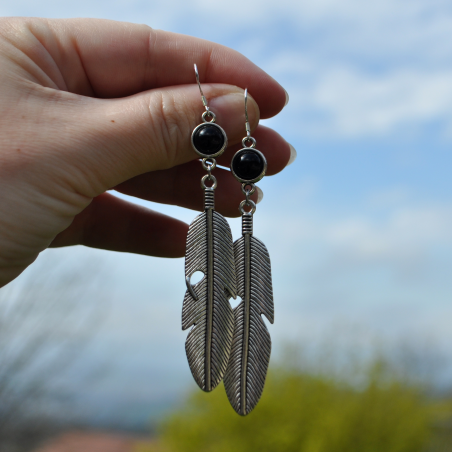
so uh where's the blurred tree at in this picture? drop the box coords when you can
[140,352,452,452]
[0,252,108,452]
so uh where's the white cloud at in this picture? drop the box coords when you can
[313,69,452,136]
[324,205,452,263]
[268,53,452,138]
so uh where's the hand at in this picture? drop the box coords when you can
[0,18,292,287]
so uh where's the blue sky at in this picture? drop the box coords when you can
[2,0,452,428]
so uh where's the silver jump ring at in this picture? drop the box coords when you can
[201,174,218,190]
[241,183,256,196]
[202,158,217,172]
[242,136,256,148]
[202,111,216,123]
[239,199,256,215]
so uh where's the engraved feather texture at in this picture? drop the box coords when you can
[182,210,237,392]
[224,235,274,415]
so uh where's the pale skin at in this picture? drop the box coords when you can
[0,17,293,288]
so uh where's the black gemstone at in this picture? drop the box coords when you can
[192,124,225,156]
[232,150,265,182]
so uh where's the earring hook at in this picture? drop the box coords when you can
[242,88,256,148]
[194,64,209,113]
[244,88,251,138]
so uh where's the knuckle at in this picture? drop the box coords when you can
[147,90,192,168]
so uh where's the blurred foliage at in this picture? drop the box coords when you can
[0,253,107,451]
[137,353,452,452]
[134,442,166,452]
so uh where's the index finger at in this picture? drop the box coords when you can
[32,18,286,119]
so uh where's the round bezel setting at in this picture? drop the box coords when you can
[231,148,267,184]
[191,122,228,158]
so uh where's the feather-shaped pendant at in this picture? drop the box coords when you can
[182,188,237,392]
[225,89,274,415]
[224,212,274,415]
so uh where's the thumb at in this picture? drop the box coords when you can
[57,84,259,197]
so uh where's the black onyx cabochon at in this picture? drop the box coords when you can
[192,124,225,156]
[232,149,265,182]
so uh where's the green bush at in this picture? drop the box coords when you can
[156,364,432,452]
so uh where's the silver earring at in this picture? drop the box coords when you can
[224,89,274,416]
[182,64,237,392]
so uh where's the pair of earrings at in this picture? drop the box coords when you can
[182,65,274,416]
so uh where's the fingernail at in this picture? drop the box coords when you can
[256,186,264,204]
[284,89,289,107]
[286,144,297,167]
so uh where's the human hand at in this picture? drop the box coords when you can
[0,18,293,287]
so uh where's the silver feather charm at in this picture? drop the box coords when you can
[225,88,274,415]
[224,212,274,415]
[182,188,237,392]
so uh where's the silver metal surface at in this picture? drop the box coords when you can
[202,158,217,172]
[241,212,253,235]
[201,174,218,190]
[241,183,256,196]
[182,190,237,392]
[183,64,238,395]
[224,214,274,415]
[243,89,256,147]
[204,187,215,209]
[185,276,199,300]
[242,136,257,148]
[224,88,274,416]
[202,110,216,123]
[244,88,251,139]
[239,199,256,216]
[194,63,209,114]
[231,148,267,184]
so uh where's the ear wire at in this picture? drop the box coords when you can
[194,64,209,113]
[244,88,251,139]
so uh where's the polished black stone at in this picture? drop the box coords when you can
[232,149,265,181]
[192,124,225,155]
